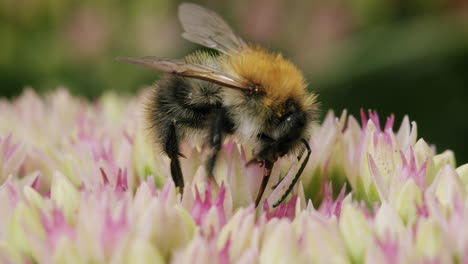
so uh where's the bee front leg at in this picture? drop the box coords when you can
[165,121,185,194]
[255,159,275,207]
[272,139,311,207]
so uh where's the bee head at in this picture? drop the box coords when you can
[253,99,313,161]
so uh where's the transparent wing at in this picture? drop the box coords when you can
[118,56,253,91]
[178,3,247,55]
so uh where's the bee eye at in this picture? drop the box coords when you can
[283,112,305,127]
[258,133,275,142]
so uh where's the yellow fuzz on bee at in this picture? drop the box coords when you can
[226,46,308,108]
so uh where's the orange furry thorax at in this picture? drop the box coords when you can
[226,46,307,107]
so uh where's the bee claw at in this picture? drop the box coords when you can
[178,152,187,158]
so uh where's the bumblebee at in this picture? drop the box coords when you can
[120,3,318,207]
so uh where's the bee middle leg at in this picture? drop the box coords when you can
[206,108,233,179]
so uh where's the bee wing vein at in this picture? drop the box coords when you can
[118,56,252,91]
[178,3,246,54]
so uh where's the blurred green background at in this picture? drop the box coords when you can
[1,0,467,163]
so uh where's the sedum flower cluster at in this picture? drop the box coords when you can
[0,89,467,263]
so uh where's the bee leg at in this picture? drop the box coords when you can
[165,121,185,194]
[206,108,232,179]
[272,139,311,207]
[271,150,305,190]
[255,160,275,207]
[206,151,219,179]
[271,175,285,190]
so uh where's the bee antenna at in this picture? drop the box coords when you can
[272,139,311,207]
